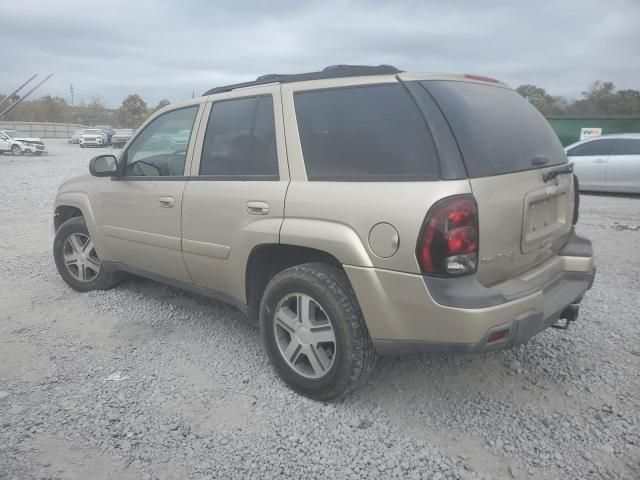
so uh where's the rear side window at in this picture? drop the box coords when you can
[422,81,567,177]
[610,139,640,156]
[199,95,278,177]
[294,84,439,181]
[567,139,613,157]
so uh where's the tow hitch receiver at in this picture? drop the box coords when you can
[552,304,580,329]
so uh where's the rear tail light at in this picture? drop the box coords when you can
[416,195,479,276]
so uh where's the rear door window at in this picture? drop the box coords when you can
[610,139,640,156]
[199,95,278,178]
[421,81,567,177]
[294,84,439,181]
[567,139,613,157]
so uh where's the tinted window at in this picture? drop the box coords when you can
[610,139,640,156]
[125,106,198,177]
[199,96,278,177]
[294,84,439,181]
[567,139,613,157]
[422,81,566,177]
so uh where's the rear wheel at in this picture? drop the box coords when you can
[53,216,122,292]
[259,263,376,400]
[11,145,22,156]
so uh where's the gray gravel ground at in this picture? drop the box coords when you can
[0,139,638,480]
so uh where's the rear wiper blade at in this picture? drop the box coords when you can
[543,163,574,183]
[531,155,551,166]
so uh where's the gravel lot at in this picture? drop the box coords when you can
[0,139,638,480]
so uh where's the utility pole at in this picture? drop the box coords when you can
[0,74,54,119]
[70,85,75,106]
[0,74,37,109]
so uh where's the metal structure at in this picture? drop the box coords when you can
[0,74,38,109]
[0,74,54,119]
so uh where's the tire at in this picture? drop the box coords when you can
[259,263,376,400]
[11,145,22,156]
[53,216,123,292]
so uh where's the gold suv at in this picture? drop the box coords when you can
[53,65,595,400]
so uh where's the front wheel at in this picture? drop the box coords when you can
[11,145,22,156]
[259,263,376,400]
[53,216,123,292]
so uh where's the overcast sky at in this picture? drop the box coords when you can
[2,0,639,108]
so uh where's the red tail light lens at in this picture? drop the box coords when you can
[416,195,479,276]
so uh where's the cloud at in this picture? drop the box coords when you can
[1,0,638,107]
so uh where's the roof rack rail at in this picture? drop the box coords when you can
[203,64,401,96]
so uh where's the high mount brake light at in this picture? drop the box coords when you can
[464,74,500,84]
[416,195,479,276]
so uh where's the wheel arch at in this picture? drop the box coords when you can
[245,244,345,323]
[54,192,106,258]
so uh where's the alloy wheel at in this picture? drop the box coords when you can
[62,233,101,282]
[273,293,337,379]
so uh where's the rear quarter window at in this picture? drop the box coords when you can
[610,139,640,156]
[422,81,567,177]
[294,84,439,181]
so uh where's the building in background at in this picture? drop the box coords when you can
[547,116,640,146]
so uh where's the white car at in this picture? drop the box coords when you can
[0,129,48,156]
[69,128,86,144]
[79,129,108,148]
[566,133,640,194]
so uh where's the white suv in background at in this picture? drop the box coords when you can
[80,129,108,148]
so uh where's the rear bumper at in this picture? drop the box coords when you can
[345,229,595,356]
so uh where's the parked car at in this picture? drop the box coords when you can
[111,129,135,148]
[565,133,640,193]
[170,129,191,150]
[79,129,108,148]
[53,65,595,400]
[95,125,115,145]
[69,128,86,144]
[0,129,47,155]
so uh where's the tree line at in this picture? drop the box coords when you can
[0,94,170,128]
[1,80,639,128]
[516,81,640,116]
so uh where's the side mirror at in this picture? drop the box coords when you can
[89,154,118,177]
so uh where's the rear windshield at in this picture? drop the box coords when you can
[421,81,566,178]
[294,84,439,181]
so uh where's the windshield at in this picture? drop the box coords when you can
[421,81,567,177]
[5,131,30,138]
[84,129,102,134]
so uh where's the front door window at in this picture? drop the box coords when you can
[124,106,199,177]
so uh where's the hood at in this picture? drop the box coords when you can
[14,137,42,142]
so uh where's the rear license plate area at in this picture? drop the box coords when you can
[522,185,570,253]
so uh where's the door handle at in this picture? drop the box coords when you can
[594,159,607,164]
[246,201,270,215]
[158,196,175,208]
